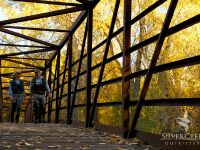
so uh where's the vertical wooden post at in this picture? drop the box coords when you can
[55,51,61,123]
[43,60,47,122]
[122,0,132,138]
[49,65,57,123]
[0,59,3,122]
[47,61,52,123]
[69,21,87,123]
[86,7,93,127]
[58,46,69,123]
[67,35,72,124]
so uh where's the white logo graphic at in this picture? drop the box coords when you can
[176,111,191,132]
[161,111,200,147]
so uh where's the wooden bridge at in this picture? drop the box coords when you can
[0,0,199,149]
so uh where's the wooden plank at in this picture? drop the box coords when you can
[94,123,122,135]
[0,124,144,149]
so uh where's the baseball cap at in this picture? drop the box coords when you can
[34,68,40,73]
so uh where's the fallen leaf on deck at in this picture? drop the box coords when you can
[99,142,106,144]
[24,142,33,146]
[15,143,21,146]
[81,147,89,150]
[36,141,42,144]
[55,145,62,148]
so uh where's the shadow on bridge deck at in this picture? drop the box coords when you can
[0,123,150,150]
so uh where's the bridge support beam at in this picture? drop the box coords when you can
[122,0,132,138]
[69,21,88,125]
[0,59,3,122]
[47,61,52,123]
[67,35,73,124]
[86,7,93,128]
[55,51,61,123]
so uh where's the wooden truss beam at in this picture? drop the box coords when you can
[4,57,50,61]
[0,27,58,48]
[0,7,85,26]
[13,0,85,7]
[0,43,48,48]
[0,66,34,69]
[0,47,55,58]
[3,26,70,33]
[3,58,44,69]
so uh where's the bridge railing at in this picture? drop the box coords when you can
[21,0,200,148]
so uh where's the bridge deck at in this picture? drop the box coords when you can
[0,123,150,150]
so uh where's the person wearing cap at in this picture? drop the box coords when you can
[9,71,25,123]
[30,68,50,123]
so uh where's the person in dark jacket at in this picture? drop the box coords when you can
[9,71,25,123]
[30,69,50,123]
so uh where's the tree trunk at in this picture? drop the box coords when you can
[132,19,144,101]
